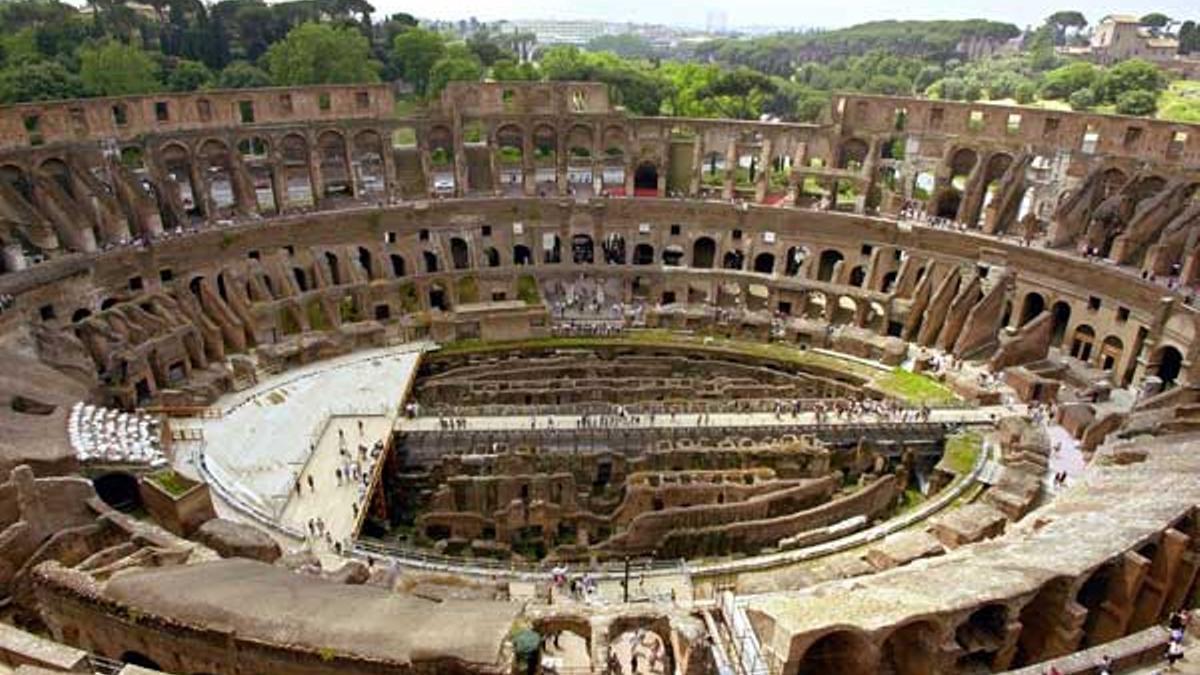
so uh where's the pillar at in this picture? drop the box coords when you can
[689,134,704,197]
[755,138,773,203]
[722,137,737,200]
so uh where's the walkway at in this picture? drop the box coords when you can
[396,405,1018,434]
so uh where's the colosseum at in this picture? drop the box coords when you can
[0,80,1198,675]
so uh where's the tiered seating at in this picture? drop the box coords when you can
[67,402,166,467]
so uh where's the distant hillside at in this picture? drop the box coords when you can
[697,20,1023,75]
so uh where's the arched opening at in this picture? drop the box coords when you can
[119,652,162,670]
[692,237,716,269]
[450,238,470,270]
[601,126,626,191]
[292,268,309,292]
[602,234,626,264]
[513,245,532,266]
[566,125,594,195]
[848,265,866,287]
[722,250,744,271]
[1155,345,1184,388]
[935,189,962,219]
[880,621,939,675]
[317,130,352,198]
[1069,324,1095,362]
[753,252,775,275]
[572,235,594,264]
[543,234,561,264]
[95,473,143,512]
[662,244,684,267]
[1099,335,1124,372]
[1077,564,1114,647]
[836,138,869,170]
[357,247,373,280]
[390,254,406,278]
[633,162,658,195]
[796,630,876,675]
[72,308,93,323]
[495,124,523,193]
[955,604,1009,670]
[533,124,557,192]
[1013,577,1073,668]
[533,617,593,673]
[324,251,341,286]
[817,250,844,282]
[881,271,898,293]
[198,139,237,213]
[785,246,808,277]
[429,283,448,311]
[484,247,501,268]
[238,136,276,213]
[280,134,314,207]
[1019,292,1045,327]
[633,244,654,266]
[161,143,201,218]
[423,251,439,274]
[353,130,386,197]
[1051,301,1071,347]
[39,158,74,198]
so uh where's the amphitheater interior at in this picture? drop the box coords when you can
[0,81,1198,675]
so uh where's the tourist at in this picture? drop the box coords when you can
[307,474,315,491]
[1166,640,1185,669]
[1098,654,1114,675]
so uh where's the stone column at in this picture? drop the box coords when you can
[722,137,737,200]
[689,134,704,197]
[452,117,468,197]
[381,130,398,203]
[269,151,289,214]
[522,129,536,196]
[229,154,259,217]
[556,126,569,196]
[755,138,773,203]
[188,160,217,221]
[343,136,360,199]
[306,135,325,209]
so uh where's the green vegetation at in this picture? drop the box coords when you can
[1159,80,1200,123]
[147,469,192,497]
[874,368,958,405]
[940,431,983,475]
[516,275,540,305]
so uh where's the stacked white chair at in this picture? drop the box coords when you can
[67,401,167,468]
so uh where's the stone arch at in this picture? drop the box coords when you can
[836,137,870,170]
[817,249,843,282]
[389,254,406,278]
[572,234,594,264]
[1012,576,1074,668]
[238,136,276,213]
[848,265,866,287]
[495,124,524,162]
[692,237,716,269]
[949,147,979,183]
[428,281,448,311]
[1154,344,1184,387]
[94,472,143,512]
[602,126,626,159]
[160,142,201,216]
[324,251,341,286]
[119,651,162,670]
[753,252,775,275]
[1069,324,1096,362]
[513,245,533,266]
[954,603,1010,670]
[357,246,374,280]
[723,249,745,270]
[0,164,33,201]
[566,124,593,158]
[484,246,501,267]
[427,125,454,168]
[533,124,557,163]
[423,250,439,274]
[785,246,809,277]
[533,615,593,661]
[607,615,675,675]
[879,620,940,675]
[317,130,352,198]
[633,243,654,266]
[794,629,877,675]
[1077,562,1116,647]
[832,296,857,324]
[72,308,92,323]
[634,162,658,194]
[353,129,386,197]
[38,157,73,197]
[1050,301,1071,346]
[280,133,313,207]
[450,237,470,270]
[1019,292,1045,327]
[237,135,270,160]
[881,270,898,293]
[1099,335,1124,372]
[198,139,237,211]
[292,267,309,292]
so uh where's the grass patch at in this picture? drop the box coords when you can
[940,431,983,475]
[874,367,958,405]
[897,487,927,514]
[147,469,192,497]
[516,275,540,305]
[1158,79,1200,124]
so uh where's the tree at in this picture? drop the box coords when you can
[1039,61,1099,99]
[79,40,160,96]
[266,22,379,85]
[0,60,83,103]
[1098,58,1165,102]
[217,60,271,88]
[1115,89,1158,116]
[166,58,211,91]
[428,45,482,95]
[1045,11,1087,45]
[586,34,655,59]
[491,58,538,81]
[1068,87,1096,110]
[696,67,777,119]
[391,27,445,96]
[1179,21,1199,54]
[1027,24,1059,71]
[465,30,507,66]
[1139,13,1171,28]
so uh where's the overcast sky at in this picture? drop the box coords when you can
[388,0,1197,31]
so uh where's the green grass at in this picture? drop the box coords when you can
[1158,79,1200,124]
[874,367,958,405]
[516,275,540,305]
[147,469,192,497]
[940,431,983,475]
